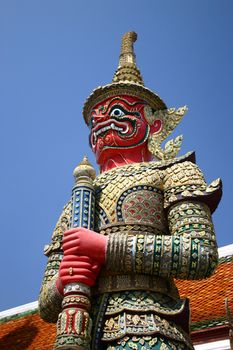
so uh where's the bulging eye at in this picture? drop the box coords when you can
[110,108,125,118]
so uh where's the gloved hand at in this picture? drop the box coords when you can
[62,227,107,264]
[56,255,101,294]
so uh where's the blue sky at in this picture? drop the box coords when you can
[0,1,232,311]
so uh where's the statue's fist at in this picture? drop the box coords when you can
[57,255,101,293]
[62,227,107,264]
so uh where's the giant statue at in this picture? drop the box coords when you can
[39,32,222,350]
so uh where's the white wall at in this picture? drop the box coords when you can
[194,339,231,350]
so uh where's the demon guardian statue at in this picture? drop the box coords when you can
[39,32,222,350]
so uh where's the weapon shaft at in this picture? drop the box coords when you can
[54,157,96,350]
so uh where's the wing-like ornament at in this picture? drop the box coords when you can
[147,106,188,160]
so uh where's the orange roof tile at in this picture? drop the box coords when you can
[0,313,56,350]
[176,257,233,327]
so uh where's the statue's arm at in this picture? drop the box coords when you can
[105,161,222,280]
[38,201,71,323]
[38,273,63,323]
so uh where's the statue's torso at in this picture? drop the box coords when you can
[94,161,167,233]
[92,161,192,348]
[92,160,182,304]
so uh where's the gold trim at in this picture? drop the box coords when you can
[92,274,179,299]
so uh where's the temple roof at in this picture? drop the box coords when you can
[176,245,233,331]
[0,245,232,349]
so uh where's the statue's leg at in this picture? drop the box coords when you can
[105,335,191,350]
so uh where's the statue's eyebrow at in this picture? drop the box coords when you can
[105,97,146,114]
[90,97,146,117]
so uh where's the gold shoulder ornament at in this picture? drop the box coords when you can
[147,106,188,161]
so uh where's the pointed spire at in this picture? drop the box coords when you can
[112,31,144,85]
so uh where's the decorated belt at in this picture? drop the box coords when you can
[99,222,167,236]
[92,273,179,298]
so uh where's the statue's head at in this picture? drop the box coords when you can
[83,32,186,171]
[89,94,163,165]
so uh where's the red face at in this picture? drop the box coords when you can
[89,95,154,165]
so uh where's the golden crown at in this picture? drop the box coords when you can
[83,32,166,125]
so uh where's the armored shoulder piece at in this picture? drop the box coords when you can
[38,201,71,323]
[43,201,71,259]
[163,161,222,212]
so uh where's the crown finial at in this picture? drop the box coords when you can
[112,31,144,85]
[119,31,137,67]
[73,156,96,184]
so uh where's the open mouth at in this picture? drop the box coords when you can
[91,118,136,146]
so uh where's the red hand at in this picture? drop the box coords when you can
[57,255,101,294]
[62,227,107,264]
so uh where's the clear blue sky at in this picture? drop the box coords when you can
[0,1,232,311]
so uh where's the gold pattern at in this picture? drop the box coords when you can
[148,106,188,160]
[93,273,179,298]
[94,162,163,225]
[73,155,96,184]
[94,152,193,188]
[105,291,185,316]
[38,274,63,323]
[44,201,71,259]
[38,202,72,322]
[102,312,192,348]
[112,32,144,85]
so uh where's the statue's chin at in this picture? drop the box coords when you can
[94,147,120,166]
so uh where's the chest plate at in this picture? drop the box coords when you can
[94,162,167,231]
